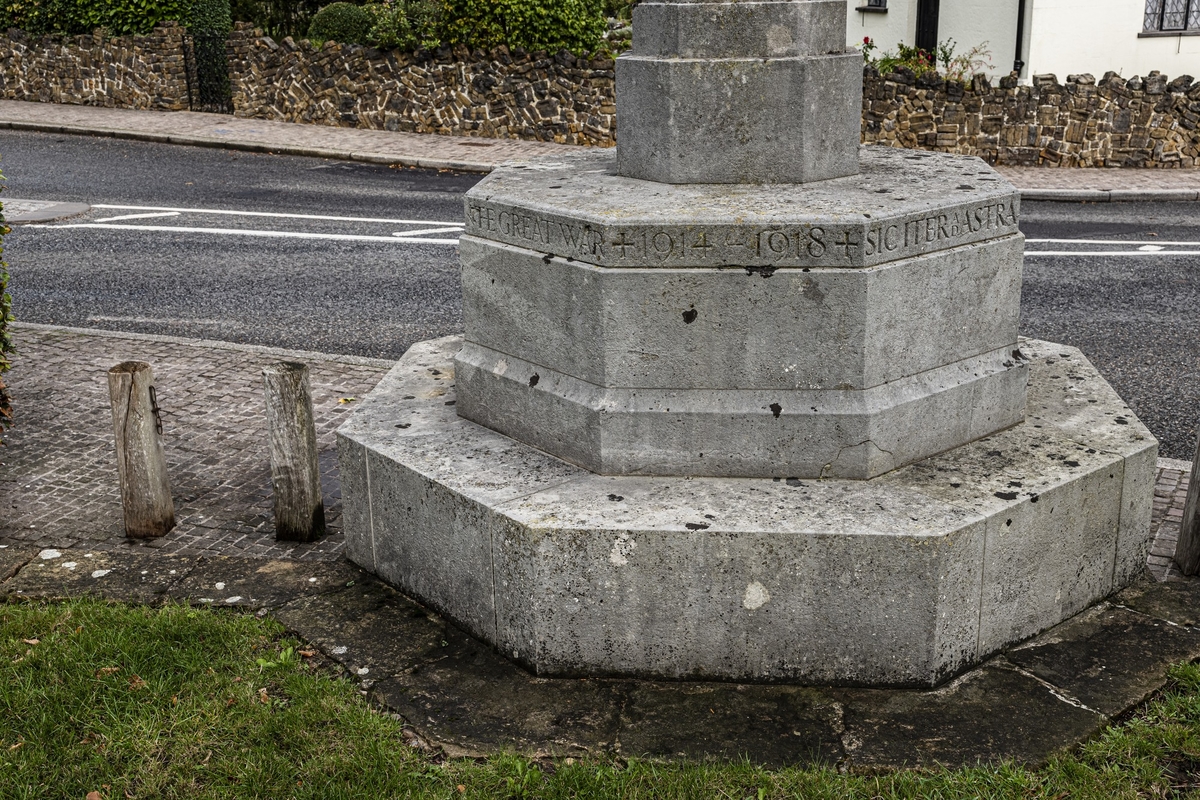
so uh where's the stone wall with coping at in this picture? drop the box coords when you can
[0,22,190,111]
[226,23,616,146]
[3,22,1199,166]
[862,67,1200,168]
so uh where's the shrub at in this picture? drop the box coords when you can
[0,0,228,37]
[308,1,372,43]
[364,0,439,50]
[0,170,13,441]
[230,0,324,39]
[864,38,992,83]
[439,0,605,55]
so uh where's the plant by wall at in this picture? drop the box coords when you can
[364,0,440,51]
[864,38,993,83]
[0,0,229,37]
[438,0,606,55]
[0,170,13,442]
[307,1,371,43]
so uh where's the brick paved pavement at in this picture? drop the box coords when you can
[0,324,390,560]
[2,322,1195,578]
[0,100,583,173]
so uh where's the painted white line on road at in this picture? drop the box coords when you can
[91,203,464,227]
[92,211,182,222]
[47,222,459,244]
[1026,238,1200,246]
[1024,250,1200,256]
[392,227,467,237]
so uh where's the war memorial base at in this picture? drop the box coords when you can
[338,332,1154,687]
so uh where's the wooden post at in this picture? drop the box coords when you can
[107,361,175,538]
[263,361,326,542]
[1177,436,1200,575]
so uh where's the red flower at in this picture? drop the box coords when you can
[863,36,871,44]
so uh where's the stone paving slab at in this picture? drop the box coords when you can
[0,324,390,560]
[3,100,1198,199]
[6,542,1200,769]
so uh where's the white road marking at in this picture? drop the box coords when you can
[92,211,181,223]
[90,203,464,227]
[392,227,467,237]
[1026,238,1200,246]
[1025,250,1200,256]
[1138,244,1166,251]
[48,222,459,244]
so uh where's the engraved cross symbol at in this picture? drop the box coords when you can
[836,231,861,260]
[690,231,714,258]
[612,232,635,257]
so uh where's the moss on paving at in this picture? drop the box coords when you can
[2,598,1199,799]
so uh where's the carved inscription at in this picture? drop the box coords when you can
[466,198,1018,266]
[863,201,1018,257]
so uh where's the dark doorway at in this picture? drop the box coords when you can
[916,0,940,52]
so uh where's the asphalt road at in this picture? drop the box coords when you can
[3,131,1200,458]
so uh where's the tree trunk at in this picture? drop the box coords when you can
[107,361,175,539]
[263,361,326,542]
[1177,437,1200,575]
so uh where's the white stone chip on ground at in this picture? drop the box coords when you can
[38,549,61,560]
[91,569,111,579]
[332,646,348,655]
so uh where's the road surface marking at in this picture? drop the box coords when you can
[92,212,182,223]
[392,227,466,237]
[1026,238,1200,246]
[90,203,464,227]
[1024,250,1200,256]
[45,222,458,244]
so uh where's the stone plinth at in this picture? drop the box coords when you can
[337,336,1156,686]
[616,0,861,184]
[455,148,1026,479]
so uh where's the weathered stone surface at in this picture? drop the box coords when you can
[616,51,862,184]
[457,149,1026,478]
[830,663,1107,768]
[168,555,365,609]
[0,23,190,111]
[4,547,197,603]
[373,623,626,757]
[1115,574,1200,627]
[463,149,1020,269]
[1006,603,1200,717]
[633,1,845,59]
[0,545,37,582]
[273,579,446,677]
[617,682,842,766]
[1021,338,1158,587]
[338,336,1156,685]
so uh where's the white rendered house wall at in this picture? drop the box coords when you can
[845,0,1200,80]
[1027,0,1200,79]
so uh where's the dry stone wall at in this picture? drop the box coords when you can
[3,22,1199,166]
[862,67,1200,168]
[227,24,616,145]
[0,23,190,110]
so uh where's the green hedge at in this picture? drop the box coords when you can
[0,0,229,37]
[438,0,604,54]
[303,0,606,54]
[0,171,13,441]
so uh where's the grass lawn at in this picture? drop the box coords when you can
[2,598,1199,799]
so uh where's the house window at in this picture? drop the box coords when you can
[855,0,887,11]
[1144,0,1200,31]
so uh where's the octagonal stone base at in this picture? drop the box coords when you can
[337,336,1156,687]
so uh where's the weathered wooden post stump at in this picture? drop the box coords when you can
[107,361,175,539]
[1176,434,1200,575]
[263,361,326,542]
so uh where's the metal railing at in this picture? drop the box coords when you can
[184,31,233,114]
